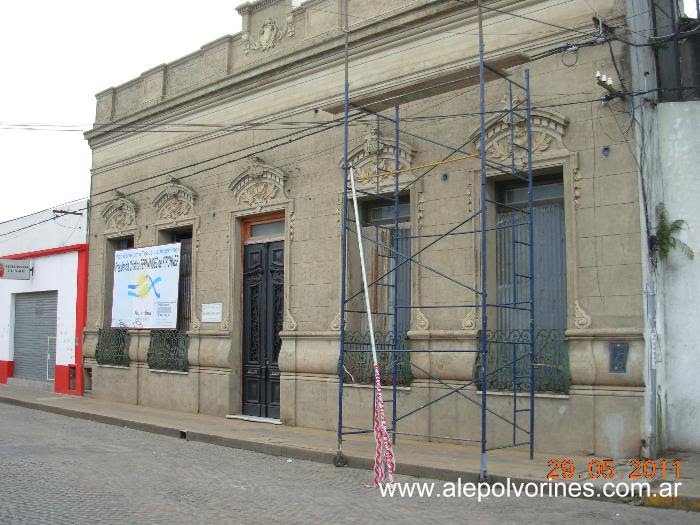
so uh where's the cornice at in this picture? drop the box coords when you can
[84,0,609,151]
[84,0,481,146]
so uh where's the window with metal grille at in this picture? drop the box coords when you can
[147,228,192,371]
[105,236,134,328]
[475,175,571,393]
[172,231,193,331]
[115,238,134,251]
[343,195,412,386]
[99,236,135,366]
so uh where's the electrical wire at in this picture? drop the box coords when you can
[1,110,368,238]
[455,0,598,37]
[29,0,588,142]
[1,3,607,135]
[3,81,683,241]
[0,198,86,226]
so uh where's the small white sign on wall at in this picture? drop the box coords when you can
[201,303,223,323]
[0,259,31,280]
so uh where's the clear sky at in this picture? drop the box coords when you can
[0,1,697,223]
[0,1,244,222]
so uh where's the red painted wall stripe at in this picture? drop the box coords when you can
[0,243,87,260]
[0,360,14,384]
[72,245,89,394]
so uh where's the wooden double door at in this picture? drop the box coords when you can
[242,240,284,419]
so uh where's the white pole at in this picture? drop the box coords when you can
[348,167,379,367]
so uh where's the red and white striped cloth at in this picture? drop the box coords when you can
[372,364,395,486]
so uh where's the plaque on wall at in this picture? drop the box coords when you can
[201,303,223,323]
[609,342,629,374]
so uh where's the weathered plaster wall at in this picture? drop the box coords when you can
[657,102,700,451]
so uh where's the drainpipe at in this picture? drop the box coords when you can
[645,275,659,458]
[628,0,661,459]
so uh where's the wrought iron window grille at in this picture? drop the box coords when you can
[342,331,412,386]
[474,329,570,394]
[147,330,189,372]
[95,328,130,367]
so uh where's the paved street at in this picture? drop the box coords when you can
[0,403,695,524]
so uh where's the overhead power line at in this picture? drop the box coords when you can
[1,82,685,241]
[0,111,366,239]
[455,0,598,37]
[2,1,579,136]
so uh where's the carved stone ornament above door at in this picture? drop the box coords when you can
[340,126,416,194]
[102,191,137,231]
[229,155,288,211]
[153,176,198,220]
[469,103,569,169]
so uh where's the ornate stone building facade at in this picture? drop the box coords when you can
[84,0,645,457]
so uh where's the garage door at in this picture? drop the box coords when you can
[13,291,58,382]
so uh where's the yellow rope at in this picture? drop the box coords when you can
[357,153,480,179]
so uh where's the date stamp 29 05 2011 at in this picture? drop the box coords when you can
[546,458,682,480]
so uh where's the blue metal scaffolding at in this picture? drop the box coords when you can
[336,1,536,481]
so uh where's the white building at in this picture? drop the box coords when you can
[0,199,89,394]
[627,0,700,454]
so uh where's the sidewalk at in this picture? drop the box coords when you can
[1,383,697,511]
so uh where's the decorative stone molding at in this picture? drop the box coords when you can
[229,155,288,211]
[286,13,295,38]
[236,0,278,15]
[95,239,105,330]
[134,227,144,247]
[574,300,592,329]
[573,166,583,209]
[461,309,477,330]
[417,192,425,231]
[242,15,294,55]
[102,192,136,231]
[288,210,296,241]
[470,107,569,169]
[466,183,473,214]
[336,194,342,237]
[221,317,230,331]
[285,309,298,331]
[153,176,197,220]
[330,311,341,331]
[341,126,416,193]
[414,308,430,330]
[191,313,201,331]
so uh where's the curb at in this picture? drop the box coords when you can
[1,394,697,512]
[0,395,184,439]
[644,495,700,512]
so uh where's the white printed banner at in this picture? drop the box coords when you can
[111,243,181,329]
